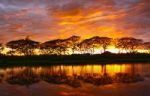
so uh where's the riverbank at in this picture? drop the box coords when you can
[0,53,150,66]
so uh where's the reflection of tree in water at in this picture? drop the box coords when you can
[0,73,4,83]
[78,73,113,86]
[1,64,145,88]
[40,69,81,88]
[114,73,144,83]
[6,68,40,86]
[77,65,113,86]
[114,64,144,83]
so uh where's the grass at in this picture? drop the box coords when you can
[0,53,150,66]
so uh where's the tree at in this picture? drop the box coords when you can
[77,38,93,54]
[6,50,16,56]
[40,42,55,55]
[88,36,101,53]
[41,39,69,55]
[89,36,112,53]
[6,37,39,56]
[143,42,150,53]
[114,38,124,53]
[0,43,4,55]
[98,37,112,53]
[64,36,80,54]
[77,36,112,54]
[116,37,143,53]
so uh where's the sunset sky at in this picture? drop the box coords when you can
[0,0,150,43]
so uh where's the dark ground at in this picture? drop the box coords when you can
[0,53,150,66]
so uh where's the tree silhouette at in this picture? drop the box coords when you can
[116,37,143,53]
[0,43,4,55]
[41,39,69,55]
[98,37,112,53]
[78,38,93,54]
[6,37,39,56]
[64,36,80,54]
[89,36,112,53]
[88,36,101,53]
[1,35,149,55]
[40,40,58,55]
[143,42,150,53]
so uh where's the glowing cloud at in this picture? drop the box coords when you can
[0,0,150,43]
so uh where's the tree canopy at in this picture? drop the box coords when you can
[116,37,143,53]
[0,43,3,54]
[0,36,149,56]
[6,37,39,55]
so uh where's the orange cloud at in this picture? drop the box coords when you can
[0,0,150,43]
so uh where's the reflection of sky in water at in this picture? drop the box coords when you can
[0,64,148,76]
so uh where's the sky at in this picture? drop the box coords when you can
[0,0,150,43]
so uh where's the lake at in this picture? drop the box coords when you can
[0,63,150,96]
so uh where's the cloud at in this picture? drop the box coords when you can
[0,0,150,43]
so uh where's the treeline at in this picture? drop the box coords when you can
[0,36,150,56]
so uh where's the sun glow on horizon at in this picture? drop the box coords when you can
[1,45,149,56]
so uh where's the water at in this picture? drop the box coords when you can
[0,63,150,96]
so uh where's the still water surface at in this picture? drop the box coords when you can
[0,63,150,96]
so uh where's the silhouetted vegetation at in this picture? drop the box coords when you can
[143,42,150,53]
[115,37,143,53]
[0,43,4,55]
[0,36,149,65]
[0,53,150,66]
[6,36,39,56]
[0,35,148,56]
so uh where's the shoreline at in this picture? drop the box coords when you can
[0,53,150,66]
